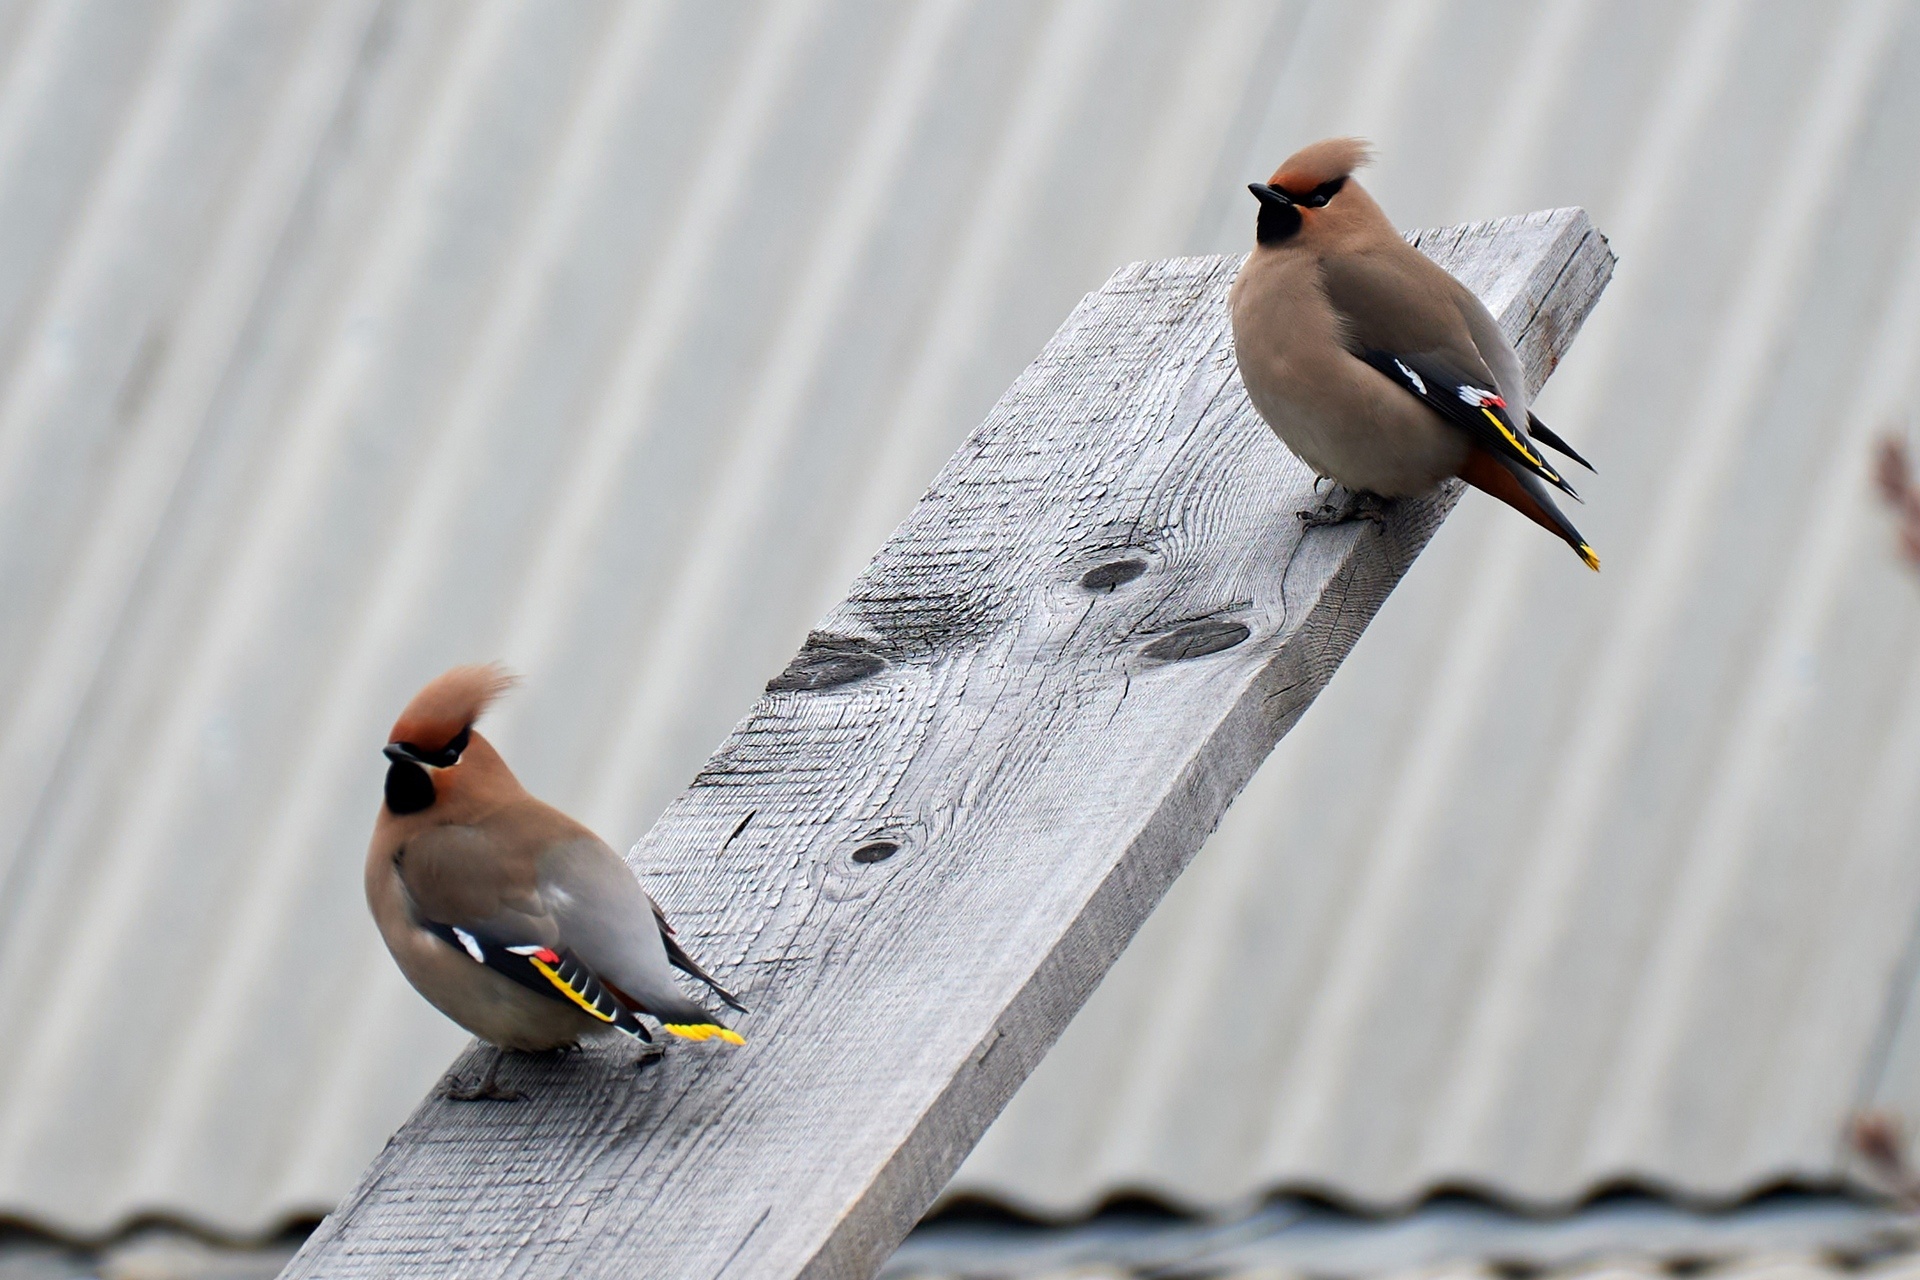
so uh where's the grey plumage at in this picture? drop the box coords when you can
[1229,137,1599,569]
[364,665,742,1098]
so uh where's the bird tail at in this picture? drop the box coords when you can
[659,1002,744,1044]
[1526,412,1595,473]
[621,986,745,1046]
[659,929,748,1013]
[664,1020,745,1045]
[1459,449,1600,571]
[650,903,749,1012]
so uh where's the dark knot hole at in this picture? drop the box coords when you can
[852,841,899,865]
[1080,558,1147,591]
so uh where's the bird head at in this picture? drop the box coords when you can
[1247,136,1375,247]
[382,663,518,816]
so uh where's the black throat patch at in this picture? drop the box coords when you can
[1256,200,1302,245]
[385,760,435,814]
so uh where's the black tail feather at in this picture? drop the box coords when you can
[662,932,749,1013]
[1527,412,1595,472]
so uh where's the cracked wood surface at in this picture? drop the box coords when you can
[283,208,1613,1280]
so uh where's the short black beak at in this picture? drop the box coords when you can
[1248,182,1294,208]
[384,742,425,766]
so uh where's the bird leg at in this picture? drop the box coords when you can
[443,1045,524,1102]
[633,1045,666,1072]
[1298,486,1392,528]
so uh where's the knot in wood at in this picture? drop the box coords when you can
[1079,558,1148,591]
[1142,619,1251,662]
[766,632,888,692]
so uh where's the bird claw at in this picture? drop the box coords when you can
[1297,488,1391,528]
[443,1078,524,1102]
[443,1046,523,1101]
[633,1046,666,1073]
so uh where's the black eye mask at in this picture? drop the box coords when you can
[1249,177,1346,246]
[1294,177,1346,208]
[385,725,471,769]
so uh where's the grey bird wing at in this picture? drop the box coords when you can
[1362,350,1580,499]
[395,823,651,1040]
[413,919,653,1041]
[536,832,743,1041]
[1319,249,1580,498]
[394,820,553,941]
[1446,263,1532,427]
[1318,247,1487,362]
[1452,266,1597,473]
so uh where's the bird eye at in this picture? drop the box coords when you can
[413,726,470,769]
[1299,177,1345,209]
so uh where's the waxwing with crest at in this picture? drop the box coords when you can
[1229,137,1599,570]
[366,664,744,1100]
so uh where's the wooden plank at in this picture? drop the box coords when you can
[283,208,1614,1280]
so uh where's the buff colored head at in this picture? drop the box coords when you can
[380,664,519,816]
[1247,137,1380,247]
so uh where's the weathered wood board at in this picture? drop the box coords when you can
[283,209,1613,1280]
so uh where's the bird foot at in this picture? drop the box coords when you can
[442,1046,523,1101]
[443,1078,524,1102]
[633,1046,666,1073]
[1298,488,1392,528]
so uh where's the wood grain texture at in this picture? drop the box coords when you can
[283,208,1614,1280]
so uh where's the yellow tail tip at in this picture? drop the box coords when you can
[665,1023,746,1045]
[1577,543,1600,572]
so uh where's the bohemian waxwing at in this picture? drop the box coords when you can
[1229,137,1599,570]
[365,664,744,1100]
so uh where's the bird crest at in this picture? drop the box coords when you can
[1271,136,1373,197]
[389,663,518,751]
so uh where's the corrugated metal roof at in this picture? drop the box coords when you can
[885,1262,1920,1280]
[0,0,1916,1242]
[882,1195,1920,1280]
[5,1195,1915,1280]
[2,1194,1911,1280]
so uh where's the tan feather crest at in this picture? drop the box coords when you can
[389,663,519,749]
[1271,136,1374,195]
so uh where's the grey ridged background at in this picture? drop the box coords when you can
[2,0,1920,1241]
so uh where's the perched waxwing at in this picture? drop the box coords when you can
[1229,137,1599,570]
[366,664,744,1100]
